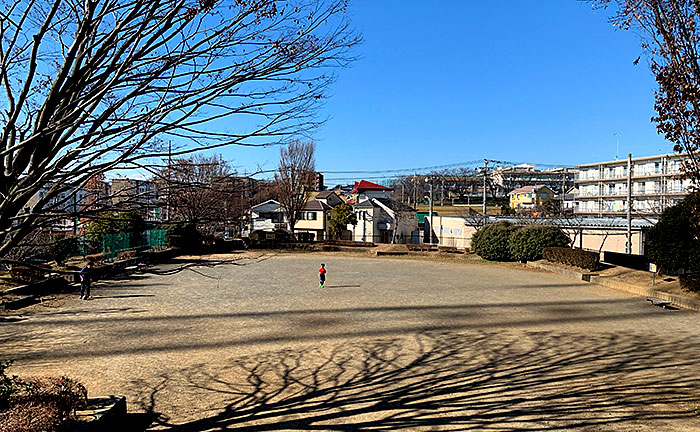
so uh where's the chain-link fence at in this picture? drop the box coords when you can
[80,229,166,259]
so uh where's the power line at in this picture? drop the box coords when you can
[323,159,575,183]
[321,160,486,174]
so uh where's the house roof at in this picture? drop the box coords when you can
[351,180,393,194]
[303,200,332,211]
[467,215,658,229]
[315,191,334,199]
[508,185,552,195]
[354,199,379,209]
[251,199,281,211]
[374,198,416,213]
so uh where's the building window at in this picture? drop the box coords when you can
[305,212,317,220]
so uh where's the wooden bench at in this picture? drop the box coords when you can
[646,297,672,309]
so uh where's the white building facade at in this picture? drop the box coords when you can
[575,153,694,216]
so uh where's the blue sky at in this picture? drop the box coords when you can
[224,1,669,183]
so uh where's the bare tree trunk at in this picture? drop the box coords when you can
[275,140,316,239]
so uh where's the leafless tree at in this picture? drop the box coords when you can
[0,0,359,258]
[275,139,315,237]
[599,0,700,184]
[158,154,241,234]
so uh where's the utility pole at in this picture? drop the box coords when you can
[626,153,632,254]
[482,159,488,222]
[413,172,417,208]
[561,169,566,215]
[429,179,434,244]
[440,180,444,206]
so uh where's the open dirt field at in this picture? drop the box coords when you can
[2,252,700,431]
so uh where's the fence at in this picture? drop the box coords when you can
[80,229,167,260]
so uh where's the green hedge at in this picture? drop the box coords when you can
[508,225,570,262]
[647,192,700,274]
[542,246,600,271]
[472,223,571,262]
[471,222,518,261]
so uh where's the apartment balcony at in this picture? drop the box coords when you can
[576,175,601,183]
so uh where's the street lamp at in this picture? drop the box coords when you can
[614,132,622,160]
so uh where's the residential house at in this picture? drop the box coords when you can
[508,185,555,210]
[314,190,344,207]
[347,180,393,202]
[249,199,287,232]
[350,181,418,243]
[249,191,344,240]
[294,200,333,241]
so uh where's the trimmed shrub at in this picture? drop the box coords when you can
[543,247,600,271]
[508,225,570,262]
[471,222,518,261]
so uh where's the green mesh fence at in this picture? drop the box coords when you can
[81,229,166,259]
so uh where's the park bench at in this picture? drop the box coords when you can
[646,297,672,309]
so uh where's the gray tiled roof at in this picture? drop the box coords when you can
[303,200,332,210]
[508,185,550,195]
[354,199,378,209]
[467,216,658,229]
[374,198,417,213]
[315,191,334,198]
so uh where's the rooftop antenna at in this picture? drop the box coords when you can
[613,132,622,160]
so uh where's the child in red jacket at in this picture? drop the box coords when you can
[319,263,326,288]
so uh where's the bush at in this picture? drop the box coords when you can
[0,361,87,432]
[471,222,518,261]
[8,266,46,284]
[679,273,700,293]
[165,223,203,250]
[543,247,600,271]
[647,192,700,274]
[508,225,570,262]
[86,211,146,238]
[33,236,79,265]
[5,234,79,266]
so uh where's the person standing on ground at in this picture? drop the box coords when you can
[319,263,326,288]
[80,262,93,300]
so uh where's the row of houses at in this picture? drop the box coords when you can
[248,181,654,257]
[250,180,418,243]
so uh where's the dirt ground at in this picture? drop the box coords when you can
[3,253,700,431]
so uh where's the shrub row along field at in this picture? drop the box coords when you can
[471,222,571,262]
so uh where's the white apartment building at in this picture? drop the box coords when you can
[575,153,693,216]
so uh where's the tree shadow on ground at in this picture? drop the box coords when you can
[130,330,700,431]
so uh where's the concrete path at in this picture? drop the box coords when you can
[3,252,700,431]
